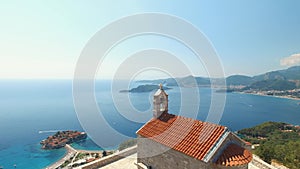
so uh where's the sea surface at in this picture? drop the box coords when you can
[1,80,300,169]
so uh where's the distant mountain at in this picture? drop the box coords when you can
[138,78,178,86]
[120,84,171,93]
[137,66,300,91]
[138,76,211,87]
[253,70,286,82]
[244,79,297,91]
[254,66,300,81]
[226,75,254,86]
[278,66,300,80]
[226,66,300,90]
[177,76,211,87]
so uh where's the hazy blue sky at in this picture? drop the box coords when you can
[1,0,300,79]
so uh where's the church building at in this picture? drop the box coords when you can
[136,85,252,169]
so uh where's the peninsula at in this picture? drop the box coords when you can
[40,130,87,150]
[120,84,171,93]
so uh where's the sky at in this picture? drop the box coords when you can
[0,0,300,79]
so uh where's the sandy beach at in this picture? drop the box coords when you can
[45,144,77,169]
[44,144,107,169]
[238,92,300,101]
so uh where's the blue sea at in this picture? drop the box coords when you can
[1,80,300,169]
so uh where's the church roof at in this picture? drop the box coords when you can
[136,113,252,166]
[137,113,225,161]
[215,144,252,166]
[154,88,168,96]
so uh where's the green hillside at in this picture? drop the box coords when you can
[226,75,254,86]
[246,79,297,91]
[120,84,171,93]
[238,122,300,169]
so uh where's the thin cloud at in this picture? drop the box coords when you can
[280,53,300,66]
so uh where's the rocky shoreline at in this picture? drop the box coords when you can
[40,131,87,150]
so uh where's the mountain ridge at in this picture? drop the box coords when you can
[138,66,300,90]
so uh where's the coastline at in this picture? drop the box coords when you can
[45,144,110,169]
[237,92,300,101]
[45,144,77,169]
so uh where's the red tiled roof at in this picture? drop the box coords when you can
[245,141,252,146]
[137,113,226,161]
[215,144,252,166]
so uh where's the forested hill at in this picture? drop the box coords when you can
[119,84,171,93]
[227,66,300,90]
[238,122,300,169]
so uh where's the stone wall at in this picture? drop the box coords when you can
[137,136,248,169]
[81,145,137,169]
[251,155,279,169]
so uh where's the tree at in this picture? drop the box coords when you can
[102,150,107,157]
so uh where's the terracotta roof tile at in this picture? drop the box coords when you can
[137,113,226,160]
[215,143,252,166]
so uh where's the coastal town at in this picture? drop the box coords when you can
[241,88,300,100]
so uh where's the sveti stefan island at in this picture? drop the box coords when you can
[1,1,300,169]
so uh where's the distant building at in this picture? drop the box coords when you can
[136,85,252,169]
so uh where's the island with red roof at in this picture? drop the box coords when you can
[40,130,87,150]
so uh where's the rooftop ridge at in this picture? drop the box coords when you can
[137,113,226,161]
[156,112,226,128]
[203,129,229,162]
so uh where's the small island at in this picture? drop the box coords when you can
[120,84,171,93]
[40,130,87,150]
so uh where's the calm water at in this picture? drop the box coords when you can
[1,80,300,168]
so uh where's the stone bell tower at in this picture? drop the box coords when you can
[153,84,168,118]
